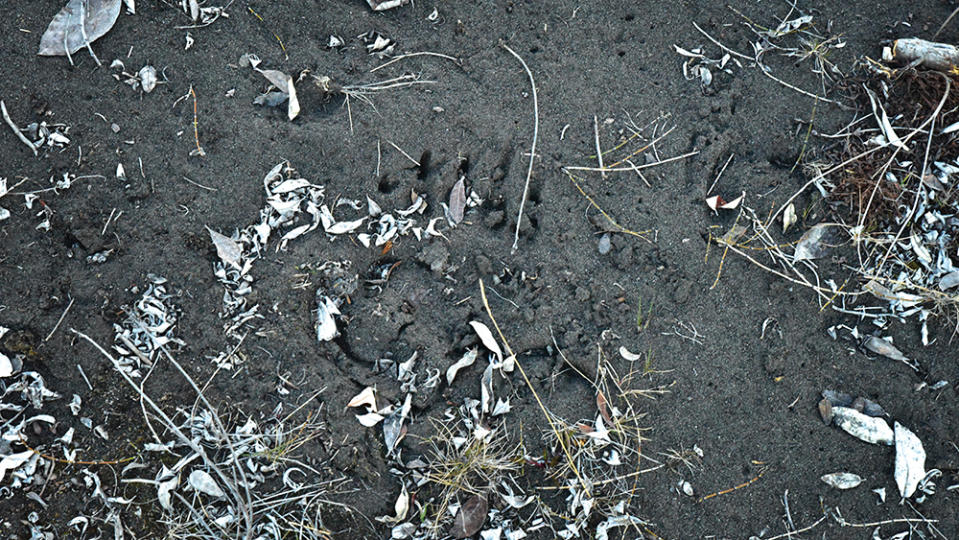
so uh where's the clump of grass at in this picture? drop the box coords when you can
[419,419,523,534]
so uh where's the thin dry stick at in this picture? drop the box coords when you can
[566,171,653,241]
[371,51,461,72]
[500,42,539,255]
[44,296,74,342]
[386,140,420,166]
[563,151,699,173]
[764,515,827,540]
[706,153,734,195]
[934,7,959,39]
[692,21,752,60]
[593,116,606,178]
[1,101,38,156]
[189,86,207,157]
[479,280,590,497]
[180,175,217,191]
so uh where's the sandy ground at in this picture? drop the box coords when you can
[0,1,957,538]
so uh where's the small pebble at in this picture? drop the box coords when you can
[598,233,611,254]
[111,123,120,133]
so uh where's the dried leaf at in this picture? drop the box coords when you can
[347,386,377,411]
[820,472,863,490]
[782,203,797,233]
[0,451,32,482]
[894,422,926,498]
[207,227,242,269]
[383,394,411,456]
[705,192,744,212]
[187,469,225,498]
[831,406,894,445]
[469,321,503,363]
[448,177,466,225]
[38,0,122,56]
[446,347,478,385]
[863,335,912,366]
[794,223,835,261]
[377,485,410,523]
[315,295,340,342]
[356,412,385,427]
[450,494,488,538]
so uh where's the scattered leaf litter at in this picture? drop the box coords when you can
[112,275,184,377]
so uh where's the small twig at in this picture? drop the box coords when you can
[370,51,460,73]
[189,86,206,157]
[563,151,699,173]
[248,6,287,60]
[76,364,93,390]
[692,21,752,60]
[706,153,734,195]
[566,171,653,241]
[180,175,217,191]
[934,7,959,40]
[500,42,539,255]
[1,100,38,156]
[101,207,117,236]
[697,466,767,502]
[385,140,420,166]
[593,115,606,178]
[764,515,827,540]
[44,296,74,342]
[758,65,838,104]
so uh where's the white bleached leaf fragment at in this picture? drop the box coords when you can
[940,271,959,290]
[894,422,926,498]
[831,406,894,445]
[794,223,834,261]
[320,204,365,234]
[138,65,157,93]
[910,235,932,264]
[820,472,863,490]
[0,353,12,378]
[207,227,242,269]
[383,394,411,456]
[376,485,410,523]
[286,76,300,121]
[315,295,340,342]
[491,398,511,416]
[595,514,646,540]
[347,386,377,412]
[448,176,466,225]
[187,469,225,498]
[618,346,642,362]
[481,363,494,414]
[469,321,503,363]
[122,0,135,14]
[356,412,385,427]
[783,203,797,233]
[673,44,704,58]
[157,470,178,512]
[446,347,478,385]
[0,451,32,481]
